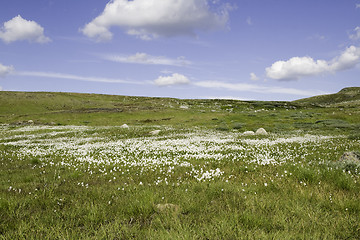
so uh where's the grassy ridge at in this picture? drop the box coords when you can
[1,90,359,135]
[294,87,360,107]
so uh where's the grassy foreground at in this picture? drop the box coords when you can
[0,89,360,239]
[1,125,360,239]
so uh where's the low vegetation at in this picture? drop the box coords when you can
[0,89,359,239]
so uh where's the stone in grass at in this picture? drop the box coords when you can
[154,203,181,215]
[179,105,189,109]
[120,124,129,129]
[149,130,161,135]
[243,131,255,136]
[339,152,360,164]
[256,128,268,135]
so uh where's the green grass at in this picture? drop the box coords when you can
[2,91,359,136]
[0,90,360,239]
[1,125,360,239]
[294,87,360,107]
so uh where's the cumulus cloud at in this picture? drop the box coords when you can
[266,46,360,80]
[330,46,360,71]
[154,73,190,86]
[81,0,231,41]
[250,73,259,81]
[266,57,328,80]
[103,53,191,66]
[350,26,360,40]
[0,63,14,77]
[0,15,50,44]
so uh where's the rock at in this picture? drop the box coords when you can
[149,130,161,135]
[339,152,360,163]
[154,203,180,214]
[256,128,268,135]
[120,124,129,129]
[243,131,255,136]
[180,105,189,109]
[28,120,34,124]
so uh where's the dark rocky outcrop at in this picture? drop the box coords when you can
[339,152,360,164]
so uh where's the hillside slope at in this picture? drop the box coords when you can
[294,87,360,107]
[0,91,257,126]
[0,91,188,125]
[0,90,358,134]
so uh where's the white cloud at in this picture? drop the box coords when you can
[266,57,328,80]
[356,3,360,8]
[330,46,360,71]
[0,63,14,77]
[81,0,231,41]
[0,86,2,91]
[266,46,360,80]
[0,15,50,44]
[250,72,259,81]
[349,26,360,40]
[103,53,191,66]
[13,71,143,84]
[154,73,190,86]
[193,81,325,96]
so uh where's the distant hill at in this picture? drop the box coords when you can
[1,88,359,116]
[0,91,297,118]
[294,87,360,107]
[0,89,359,130]
[0,91,172,115]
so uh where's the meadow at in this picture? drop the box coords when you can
[0,90,360,239]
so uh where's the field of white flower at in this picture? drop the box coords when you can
[1,125,359,239]
[2,125,358,182]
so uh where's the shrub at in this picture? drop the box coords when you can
[333,158,360,174]
[348,131,360,140]
[216,125,229,131]
[30,158,41,165]
[232,123,243,130]
[315,119,352,129]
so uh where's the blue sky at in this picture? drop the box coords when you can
[0,0,359,101]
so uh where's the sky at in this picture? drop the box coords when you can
[0,0,360,101]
